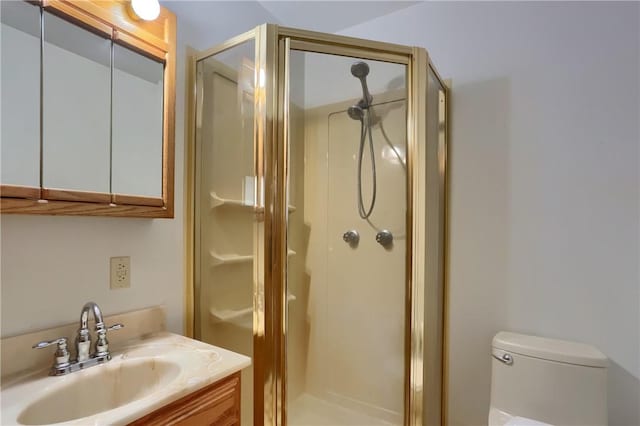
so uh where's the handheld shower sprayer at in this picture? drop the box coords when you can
[346,60,405,221]
[347,61,377,219]
[348,61,374,124]
[350,61,373,108]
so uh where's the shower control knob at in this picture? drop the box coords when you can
[342,230,360,247]
[376,230,393,248]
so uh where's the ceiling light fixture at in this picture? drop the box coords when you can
[130,0,160,21]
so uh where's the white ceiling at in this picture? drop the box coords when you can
[256,1,418,33]
[162,1,418,50]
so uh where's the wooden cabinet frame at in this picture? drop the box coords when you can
[128,372,241,425]
[0,0,176,218]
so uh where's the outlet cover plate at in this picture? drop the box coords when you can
[110,256,131,289]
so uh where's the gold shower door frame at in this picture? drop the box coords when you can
[188,23,449,426]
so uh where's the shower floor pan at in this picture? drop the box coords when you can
[288,393,396,426]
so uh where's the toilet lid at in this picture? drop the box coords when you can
[492,332,607,368]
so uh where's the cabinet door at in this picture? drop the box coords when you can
[42,11,111,194]
[128,372,241,426]
[0,1,40,192]
[111,44,164,198]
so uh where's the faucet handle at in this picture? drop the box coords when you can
[107,323,124,331]
[33,337,71,371]
[33,337,67,349]
[94,323,124,358]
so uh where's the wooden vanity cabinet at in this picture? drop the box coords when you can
[128,372,241,426]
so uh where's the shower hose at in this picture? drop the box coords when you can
[357,108,376,219]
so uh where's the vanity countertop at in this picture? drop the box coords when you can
[1,332,251,426]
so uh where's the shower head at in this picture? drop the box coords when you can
[350,61,373,108]
[350,61,370,78]
[347,105,364,121]
[348,104,380,126]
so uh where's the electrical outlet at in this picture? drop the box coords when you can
[110,256,131,289]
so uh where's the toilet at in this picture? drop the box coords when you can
[489,331,608,426]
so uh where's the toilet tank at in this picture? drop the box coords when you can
[489,332,608,426]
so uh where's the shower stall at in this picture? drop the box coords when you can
[187,24,448,426]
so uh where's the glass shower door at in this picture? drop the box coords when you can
[285,47,408,425]
[194,38,258,426]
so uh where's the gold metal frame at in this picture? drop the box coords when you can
[439,74,452,426]
[183,46,197,339]
[408,46,427,426]
[186,23,449,426]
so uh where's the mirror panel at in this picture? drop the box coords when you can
[42,11,111,193]
[112,44,164,198]
[1,1,40,188]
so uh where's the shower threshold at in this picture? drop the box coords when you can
[288,393,396,426]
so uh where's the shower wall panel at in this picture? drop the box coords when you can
[296,91,407,423]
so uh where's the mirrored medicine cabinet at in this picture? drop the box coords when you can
[0,0,176,218]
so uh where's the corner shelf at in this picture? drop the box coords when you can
[209,294,297,329]
[209,192,251,210]
[210,251,253,267]
[210,249,296,267]
[209,191,296,212]
[209,305,252,325]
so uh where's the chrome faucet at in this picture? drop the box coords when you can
[78,301,106,362]
[33,302,124,376]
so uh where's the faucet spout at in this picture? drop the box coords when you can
[77,302,106,362]
[80,301,105,331]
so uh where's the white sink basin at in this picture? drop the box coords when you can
[18,358,180,425]
[1,332,251,426]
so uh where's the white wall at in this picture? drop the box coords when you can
[339,2,640,425]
